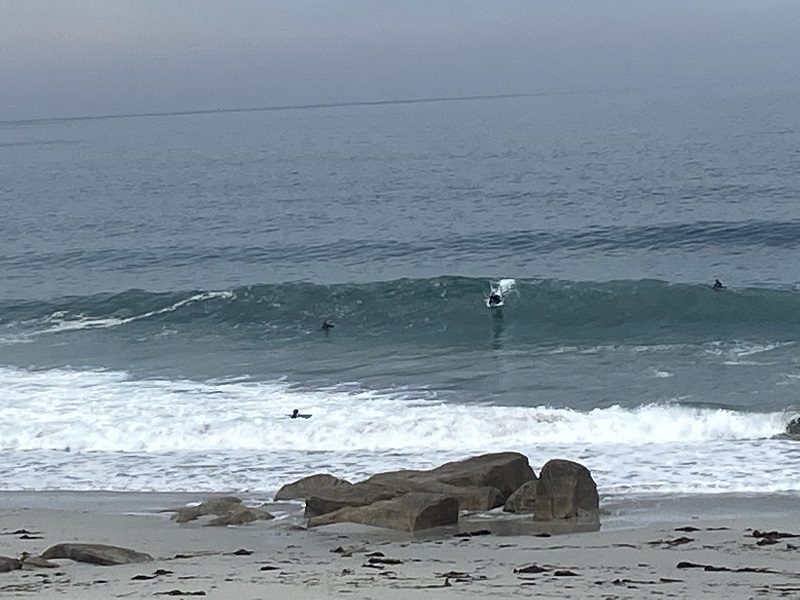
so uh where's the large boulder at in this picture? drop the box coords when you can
[359,471,504,511]
[424,452,535,498]
[40,543,152,565]
[274,474,353,501]
[362,452,534,502]
[308,493,459,532]
[503,479,538,513]
[534,459,598,521]
[304,483,396,518]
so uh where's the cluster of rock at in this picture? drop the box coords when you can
[1,543,152,572]
[274,452,598,533]
[166,496,274,526]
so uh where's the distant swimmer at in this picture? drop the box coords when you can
[290,408,312,419]
[712,279,725,290]
[321,320,335,332]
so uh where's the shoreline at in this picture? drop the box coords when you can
[1,489,797,529]
[1,491,799,598]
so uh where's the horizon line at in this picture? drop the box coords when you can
[1,90,602,126]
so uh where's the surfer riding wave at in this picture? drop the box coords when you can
[485,278,517,309]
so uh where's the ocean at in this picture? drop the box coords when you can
[2,86,800,503]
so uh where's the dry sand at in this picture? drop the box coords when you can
[0,491,798,599]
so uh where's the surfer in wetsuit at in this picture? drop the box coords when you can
[712,279,725,290]
[321,320,334,334]
[488,293,502,306]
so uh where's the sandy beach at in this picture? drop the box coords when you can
[1,491,798,599]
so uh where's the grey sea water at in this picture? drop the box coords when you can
[1,86,800,495]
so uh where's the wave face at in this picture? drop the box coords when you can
[4,278,800,344]
[4,277,800,415]
[0,366,796,495]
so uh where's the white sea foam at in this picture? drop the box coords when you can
[38,291,234,335]
[0,365,796,495]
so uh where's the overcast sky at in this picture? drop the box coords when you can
[1,0,799,120]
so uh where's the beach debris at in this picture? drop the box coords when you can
[0,529,42,540]
[453,529,491,538]
[757,537,780,546]
[514,564,548,574]
[676,561,778,573]
[610,577,683,586]
[331,545,366,557]
[0,556,22,572]
[431,570,486,583]
[131,569,173,580]
[412,578,452,588]
[170,551,218,560]
[751,529,799,540]
[378,570,398,579]
[367,556,402,565]
[41,543,153,565]
[647,536,694,548]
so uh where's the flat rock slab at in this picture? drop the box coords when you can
[41,543,153,565]
[309,492,459,533]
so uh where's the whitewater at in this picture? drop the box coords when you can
[0,365,796,496]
